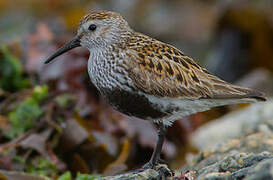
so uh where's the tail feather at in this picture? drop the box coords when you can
[205,84,266,102]
[232,86,266,102]
[198,73,266,102]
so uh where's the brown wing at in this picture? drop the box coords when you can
[125,33,265,101]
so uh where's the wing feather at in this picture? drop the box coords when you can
[125,33,266,101]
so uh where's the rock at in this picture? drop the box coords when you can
[196,152,273,180]
[191,99,273,150]
[183,137,273,180]
[202,172,232,180]
[102,169,160,180]
[189,132,273,171]
[101,164,173,180]
[181,99,273,179]
[244,158,273,180]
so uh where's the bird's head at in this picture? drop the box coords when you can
[45,10,132,64]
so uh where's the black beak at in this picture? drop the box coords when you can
[44,36,81,64]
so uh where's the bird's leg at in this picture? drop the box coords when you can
[142,123,167,169]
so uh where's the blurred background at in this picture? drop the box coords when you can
[0,0,273,179]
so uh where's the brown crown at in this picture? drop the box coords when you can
[80,10,122,25]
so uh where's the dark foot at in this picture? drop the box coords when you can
[141,157,165,168]
[157,165,174,180]
[158,158,166,164]
[131,158,166,173]
[142,160,156,169]
[130,161,155,174]
[131,163,173,179]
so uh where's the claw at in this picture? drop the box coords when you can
[131,163,173,179]
[142,161,156,169]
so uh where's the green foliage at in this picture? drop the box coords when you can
[4,85,48,139]
[13,154,27,164]
[75,173,102,180]
[58,172,72,180]
[57,172,101,180]
[0,46,30,92]
[5,98,42,138]
[27,157,57,177]
[33,85,49,102]
[55,94,76,108]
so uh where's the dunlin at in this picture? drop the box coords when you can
[45,10,266,170]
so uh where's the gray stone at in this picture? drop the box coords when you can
[101,164,173,180]
[195,152,273,180]
[244,158,273,180]
[191,99,273,150]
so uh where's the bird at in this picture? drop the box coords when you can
[44,10,266,170]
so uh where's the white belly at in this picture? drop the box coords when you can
[146,94,255,126]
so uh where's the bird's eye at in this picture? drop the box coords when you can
[88,24,97,31]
